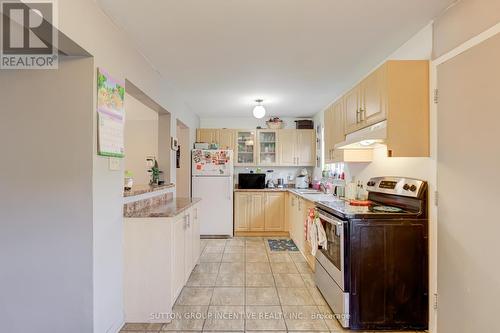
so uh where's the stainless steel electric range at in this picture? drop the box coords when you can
[314,177,428,331]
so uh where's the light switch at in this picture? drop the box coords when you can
[108,157,121,171]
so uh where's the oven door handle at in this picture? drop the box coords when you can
[318,213,344,236]
[318,213,343,226]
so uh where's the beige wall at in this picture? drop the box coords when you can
[433,0,500,59]
[433,0,500,331]
[125,94,159,185]
[436,32,500,333]
[0,57,94,332]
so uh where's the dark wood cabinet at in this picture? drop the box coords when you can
[349,219,428,330]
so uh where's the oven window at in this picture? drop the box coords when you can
[321,220,342,271]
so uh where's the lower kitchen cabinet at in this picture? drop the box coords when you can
[123,202,201,323]
[234,191,285,232]
[264,192,285,231]
[287,193,316,270]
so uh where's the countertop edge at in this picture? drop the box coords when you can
[234,188,325,203]
[123,183,175,198]
[124,197,201,219]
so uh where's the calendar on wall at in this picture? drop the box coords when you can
[97,68,125,158]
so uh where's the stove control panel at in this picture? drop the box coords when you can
[366,177,426,198]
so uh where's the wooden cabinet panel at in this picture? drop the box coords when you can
[196,129,219,144]
[278,129,296,166]
[192,207,200,262]
[296,130,316,166]
[264,192,285,231]
[234,193,250,231]
[361,65,387,126]
[385,61,429,157]
[249,193,265,231]
[323,105,334,163]
[344,86,362,134]
[218,129,235,151]
[172,216,186,302]
[184,214,193,281]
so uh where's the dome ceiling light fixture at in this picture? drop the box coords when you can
[252,99,266,119]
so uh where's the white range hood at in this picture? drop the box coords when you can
[335,121,387,150]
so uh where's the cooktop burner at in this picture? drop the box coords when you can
[371,205,404,213]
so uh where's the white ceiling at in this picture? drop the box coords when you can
[97,0,454,118]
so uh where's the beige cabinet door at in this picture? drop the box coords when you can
[196,129,219,144]
[257,130,278,166]
[296,130,316,166]
[278,129,296,166]
[192,206,200,262]
[172,215,186,302]
[235,130,256,166]
[361,65,387,126]
[344,86,362,134]
[218,129,235,151]
[249,193,265,231]
[289,194,298,241]
[332,101,345,146]
[234,193,250,231]
[264,192,285,231]
[323,105,334,163]
[184,213,193,281]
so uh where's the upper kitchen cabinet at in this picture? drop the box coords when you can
[257,129,278,166]
[361,64,387,126]
[196,128,236,151]
[278,129,316,166]
[344,86,362,134]
[325,101,372,163]
[342,60,429,157]
[345,64,387,133]
[218,129,236,151]
[324,104,334,164]
[278,129,296,166]
[296,129,316,166]
[384,61,429,157]
[235,130,256,166]
[196,128,219,144]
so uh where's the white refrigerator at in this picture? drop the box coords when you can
[192,149,234,237]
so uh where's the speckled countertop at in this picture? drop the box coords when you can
[234,187,339,204]
[123,183,175,197]
[233,188,289,192]
[124,197,201,218]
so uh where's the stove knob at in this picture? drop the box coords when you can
[403,184,410,191]
[410,185,417,192]
[367,181,375,187]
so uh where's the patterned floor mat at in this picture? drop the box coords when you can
[267,239,299,251]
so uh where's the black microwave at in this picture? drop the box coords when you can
[238,173,266,189]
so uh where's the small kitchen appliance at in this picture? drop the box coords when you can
[295,175,309,189]
[314,176,428,331]
[238,173,266,189]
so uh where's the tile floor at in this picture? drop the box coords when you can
[120,237,423,333]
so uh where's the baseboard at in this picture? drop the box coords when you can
[234,231,290,237]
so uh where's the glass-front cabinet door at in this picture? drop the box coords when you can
[236,130,256,165]
[257,130,278,165]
